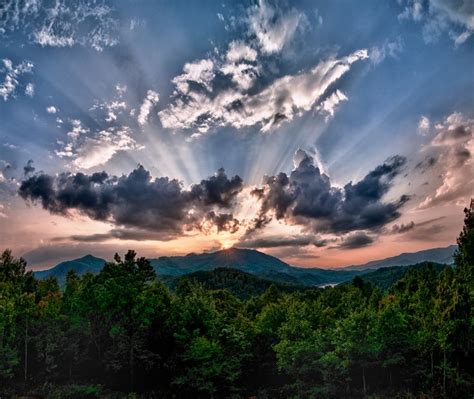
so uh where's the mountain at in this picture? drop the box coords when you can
[151,248,361,286]
[161,267,308,299]
[34,254,106,286]
[342,245,456,271]
[32,245,457,288]
[151,248,291,276]
[348,262,449,290]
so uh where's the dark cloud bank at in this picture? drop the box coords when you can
[19,151,409,245]
[19,166,243,239]
[248,151,409,236]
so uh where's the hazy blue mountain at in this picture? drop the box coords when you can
[34,254,106,286]
[347,262,449,290]
[32,246,456,287]
[342,245,456,271]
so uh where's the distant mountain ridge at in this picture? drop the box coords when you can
[342,245,456,270]
[34,254,106,286]
[32,245,457,287]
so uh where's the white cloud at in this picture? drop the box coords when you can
[220,62,260,91]
[247,0,305,54]
[418,115,430,135]
[159,49,368,134]
[46,106,57,114]
[73,127,142,169]
[398,0,474,46]
[418,112,473,209]
[56,120,142,169]
[0,58,34,101]
[398,0,424,21]
[90,87,128,123]
[453,30,472,46]
[0,0,119,51]
[34,28,75,47]
[226,41,257,62]
[137,89,159,126]
[172,59,215,94]
[370,37,404,64]
[317,90,348,120]
[25,83,35,97]
[221,41,260,91]
[115,84,127,96]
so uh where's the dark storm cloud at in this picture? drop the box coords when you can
[338,232,374,249]
[191,168,243,207]
[414,156,436,172]
[237,234,328,249]
[200,211,240,234]
[56,228,179,243]
[19,165,243,238]
[384,216,446,237]
[251,150,409,234]
[390,221,416,234]
[23,160,35,176]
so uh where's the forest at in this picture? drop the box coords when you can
[0,204,472,398]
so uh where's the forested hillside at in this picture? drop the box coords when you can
[0,204,472,398]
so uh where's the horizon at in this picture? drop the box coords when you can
[1,0,473,269]
[29,242,457,272]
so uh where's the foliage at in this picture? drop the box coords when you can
[0,206,472,398]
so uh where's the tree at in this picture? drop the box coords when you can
[94,251,157,392]
[454,199,474,271]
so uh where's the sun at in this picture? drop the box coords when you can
[220,239,235,250]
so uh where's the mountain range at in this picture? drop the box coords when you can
[33,245,456,287]
[342,245,456,270]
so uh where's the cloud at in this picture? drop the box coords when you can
[390,221,416,234]
[0,204,7,218]
[159,49,368,134]
[220,58,260,91]
[398,0,474,46]
[59,228,179,243]
[23,160,35,176]
[403,221,446,241]
[55,120,141,169]
[226,41,258,62]
[237,234,328,249]
[137,90,159,126]
[0,0,119,51]
[34,28,75,48]
[250,149,408,234]
[25,83,34,97]
[387,216,446,236]
[0,160,17,199]
[190,168,243,208]
[46,106,57,114]
[316,90,348,120]
[172,59,215,94]
[19,165,244,239]
[418,115,431,135]
[90,86,128,122]
[418,112,473,209]
[198,212,240,234]
[0,58,34,101]
[370,37,404,65]
[338,231,374,249]
[247,0,306,54]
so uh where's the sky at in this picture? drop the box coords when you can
[0,0,473,270]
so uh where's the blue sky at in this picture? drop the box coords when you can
[0,0,473,268]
